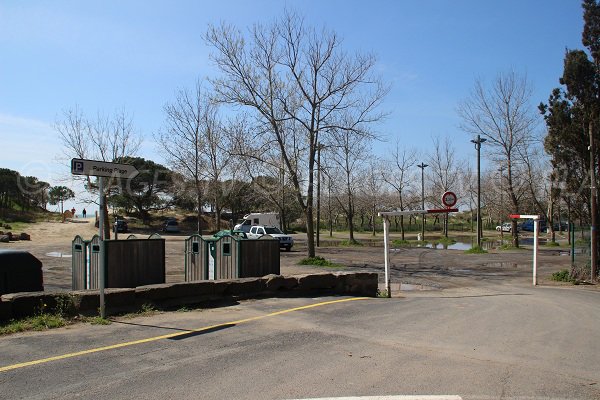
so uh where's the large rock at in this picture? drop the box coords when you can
[1,291,60,319]
[223,277,266,296]
[296,273,337,291]
[135,281,217,306]
[0,235,9,243]
[334,272,379,297]
[264,274,298,292]
[70,288,136,315]
[19,233,31,241]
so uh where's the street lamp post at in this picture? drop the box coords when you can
[417,162,428,240]
[471,135,487,248]
[498,166,505,241]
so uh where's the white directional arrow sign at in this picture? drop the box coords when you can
[71,158,139,179]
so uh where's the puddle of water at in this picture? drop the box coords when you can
[46,252,72,258]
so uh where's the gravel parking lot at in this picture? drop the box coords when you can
[1,219,591,293]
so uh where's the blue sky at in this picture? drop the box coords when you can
[0,0,585,212]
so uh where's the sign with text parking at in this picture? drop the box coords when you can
[71,158,139,179]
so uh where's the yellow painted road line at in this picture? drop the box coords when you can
[0,297,369,373]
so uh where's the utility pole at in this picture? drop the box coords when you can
[417,163,428,240]
[589,121,597,283]
[316,143,322,247]
[498,165,505,241]
[471,135,486,248]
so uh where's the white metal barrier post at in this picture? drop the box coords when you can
[510,214,540,286]
[382,216,390,298]
[378,210,429,298]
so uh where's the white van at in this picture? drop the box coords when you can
[234,213,280,232]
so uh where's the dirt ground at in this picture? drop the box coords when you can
[0,218,594,293]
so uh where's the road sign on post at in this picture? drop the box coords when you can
[71,158,138,318]
[71,158,139,179]
[510,214,540,286]
[442,191,457,208]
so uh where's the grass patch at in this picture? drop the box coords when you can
[575,239,590,246]
[545,241,561,247]
[551,269,575,283]
[498,243,522,250]
[299,256,342,268]
[338,239,363,246]
[437,237,457,246]
[0,313,69,335]
[464,246,487,254]
[82,316,112,325]
[391,239,411,247]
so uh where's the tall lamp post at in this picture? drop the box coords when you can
[471,135,486,248]
[498,165,505,241]
[417,162,428,240]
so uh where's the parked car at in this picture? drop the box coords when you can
[553,221,569,231]
[213,229,248,239]
[495,222,514,232]
[247,225,294,251]
[162,219,180,233]
[521,220,547,232]
[114,219,128,233]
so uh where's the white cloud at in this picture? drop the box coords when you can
[0,113,66,182]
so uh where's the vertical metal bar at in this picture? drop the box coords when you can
[99,177,106,319]
[533,219,538,286]
[571,223,575,265]
[383,216,390,298]
[316,144,321,247]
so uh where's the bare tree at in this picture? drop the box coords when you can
[359,160,385,236]
[427,136,465,237]
[329,125,373,242]
[55,106,141,238]
[458,71,538,246]
[157,81,231,234]
[382,140,417,239]
[205,10,388,257]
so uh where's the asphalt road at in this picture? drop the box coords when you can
[1,284,599,400]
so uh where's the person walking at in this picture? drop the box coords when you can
[82,208,87,219]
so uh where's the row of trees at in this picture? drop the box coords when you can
[49,8,588,259]
[0,167,77,217]
[539,0,600,278]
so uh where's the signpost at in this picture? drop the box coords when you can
[509,214,540,286]
[378,194,459,297]
[71,158,139,179]
[442,191,457,208]
[71,158,139,318]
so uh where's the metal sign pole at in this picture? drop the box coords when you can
[382,216,391,298]
[510,214,539,286]
[98,177,106,318]
[533,219,538,286]
[70,158,139,320]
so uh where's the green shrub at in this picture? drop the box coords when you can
[391,239,411,247]
[551,269,575,283]
[299,256,341,268]
[338,239,363,247]
[464,246,487,254]
[545,241,560,247]
[499,243,519,250]
[437,237,457,246]
[0,314,69,335]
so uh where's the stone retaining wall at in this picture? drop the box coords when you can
[0,272,378,321]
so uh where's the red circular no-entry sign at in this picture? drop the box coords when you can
[442,191,457,208]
